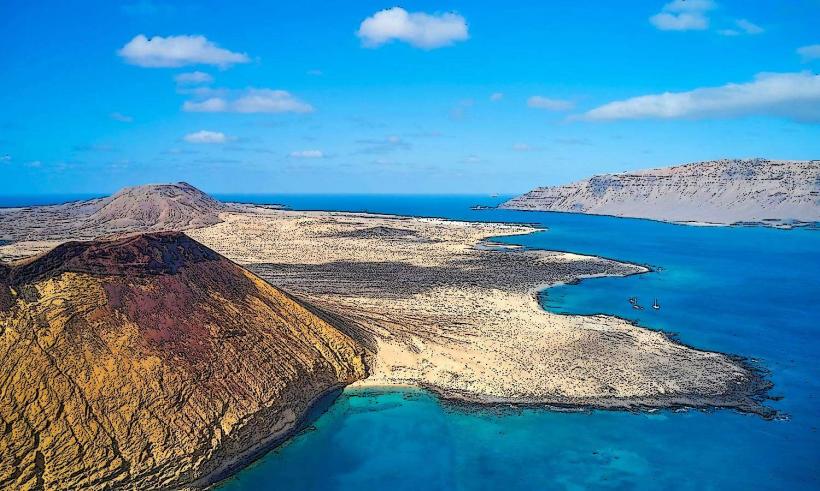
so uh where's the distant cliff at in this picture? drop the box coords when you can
[501,159,820,226]
[0,232,367,490]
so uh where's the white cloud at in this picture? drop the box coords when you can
[289,150,324,159]
[357,7,468,49]
[579,72,820,122]
[175,71,214,84]
[490,92,504,102]
[649,0,714,31]
[798,44,820,62]
[735,19,764,35]
[118,34,250,68]
[512,143,532,152]
[182,89,314,113]
[527,96,574,111]
[183,130,231,144]
[182,98,228,112]
[1,155,11,163]
[307,69,323,76]
[719,19,764,36]
[110,112,133,122]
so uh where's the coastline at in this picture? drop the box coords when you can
[200,384,348,490]
[343,253,775,420]
[493,205,818,231]
[191,209,775,420]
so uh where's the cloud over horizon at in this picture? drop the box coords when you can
[289,150,324,159]
[118,35,250,68]
[183,130,231,144]
[579,72,820,122]
[357,7,468,49]
[182,88,314,113]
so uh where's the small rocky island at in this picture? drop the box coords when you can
[501,158,819,227]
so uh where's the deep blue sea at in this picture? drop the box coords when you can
[6,194,818,489]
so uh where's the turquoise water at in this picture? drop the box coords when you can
[214,195,820,490]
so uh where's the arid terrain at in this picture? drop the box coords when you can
[0,184,773,489]
[188,207,768,412]
[502,158,820,226]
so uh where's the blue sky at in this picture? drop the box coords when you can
[1,0,819,195]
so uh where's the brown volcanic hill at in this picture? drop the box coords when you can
[87,182,226,232]
[0,232,367,490]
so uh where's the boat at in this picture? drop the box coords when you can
[628,297,637,305]
[632,303,643,310]
[652,298,660,310]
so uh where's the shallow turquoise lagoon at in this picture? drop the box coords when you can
[208,195,820,490]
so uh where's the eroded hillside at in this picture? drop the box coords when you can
[0,232,367,490]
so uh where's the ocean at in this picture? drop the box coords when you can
[212,194,819,491]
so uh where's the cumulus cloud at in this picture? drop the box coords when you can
[183,130,231,144]
[798,44,820,62]
[182,89,314,113]
[490,92,504,102]
[649,0,714,31]
[110,112,134,122]
[175,71,214,84]
[289,150,324,159]
[579,72,820,122]
[357,7,468,49]
[527,96,574,111]
[118,34,250,68]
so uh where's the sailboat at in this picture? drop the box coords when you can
[628,296,637,305]
[652,298,660,310]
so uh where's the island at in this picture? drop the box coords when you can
[501,158,819,227]
[0,183,772,490]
